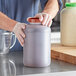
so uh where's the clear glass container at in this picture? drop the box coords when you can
[0,30,16,54]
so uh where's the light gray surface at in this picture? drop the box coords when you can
[5,51,76,75]
[18,71,76,76]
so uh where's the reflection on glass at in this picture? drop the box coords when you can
[0,55,16,76]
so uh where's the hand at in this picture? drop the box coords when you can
[13,22,26,47]
[34,13,52,27]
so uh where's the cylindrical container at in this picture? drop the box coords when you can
[0,30,16,54]
[60,3,76,46]
[23,19,51,67]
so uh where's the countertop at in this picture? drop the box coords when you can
[4,51,76,76]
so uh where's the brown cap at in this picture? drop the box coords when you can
[27,18,41,23]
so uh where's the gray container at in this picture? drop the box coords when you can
[23,24,51,67]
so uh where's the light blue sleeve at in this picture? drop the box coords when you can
[40,0,63,12]
[58,0,63,12]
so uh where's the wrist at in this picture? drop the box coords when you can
[9,19,17,32]
[42,11,53,19]
[42,10,51,15]
[42,9,58,19]
[42,0,59,19]
[12,22,20,33]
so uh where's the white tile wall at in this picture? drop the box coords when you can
[51,32,60,43]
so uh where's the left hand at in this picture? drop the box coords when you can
[34,13,52,27]
[13,22,26,47]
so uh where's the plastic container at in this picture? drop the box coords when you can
[60,3,76,46]
[23,18,51,67]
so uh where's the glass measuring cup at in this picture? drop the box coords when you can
[0,30,16,54]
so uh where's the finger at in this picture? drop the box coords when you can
[34,14,43,21]
[19,34,25,43]
[48,20,52,27]
[18,34,24,47]
[42,14,48,26]
[20,30,25,38]
[17,37,23,47]
[45,16,51,26]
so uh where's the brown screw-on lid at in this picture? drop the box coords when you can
[27,18,41,23]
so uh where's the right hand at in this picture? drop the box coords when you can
[27,13,52,27]
[13,22,26,47]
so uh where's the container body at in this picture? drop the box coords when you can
[60,7,76,46]
[23,24,51,67]
[0,30,12,54]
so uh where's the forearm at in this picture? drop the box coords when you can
[43,0,59,19]
[0,12,17,31]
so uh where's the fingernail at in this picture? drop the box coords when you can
[42,22,44,25]
[22,43,24,47]
[24,35,25,38]
[40,18,43,21]
[45,24,47,26]
[21,44,23,47]
[43,23,45,26]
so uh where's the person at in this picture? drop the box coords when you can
[0,0,63,51]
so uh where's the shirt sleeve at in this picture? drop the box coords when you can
[40,0,63,12]
[40,0,48,10]
[58,0,63,12]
